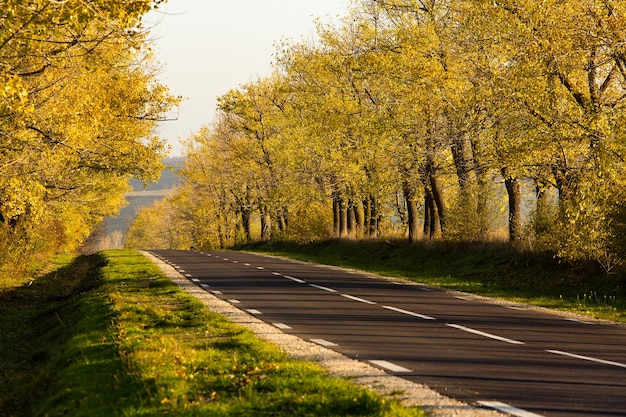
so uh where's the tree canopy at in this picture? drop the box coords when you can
[128,0,626,273]
[0,0,178,272]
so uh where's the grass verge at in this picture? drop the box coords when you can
[241,239,626,324]
[0,249,422,417]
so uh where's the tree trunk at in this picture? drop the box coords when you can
[425,123,445,235]
[553,164,577,208]
[363,198,372,237]
[430,174,446,234]
[332,191,341,237]
[354,200,363,239]
[368,195,379,237]
[260,206,271,241]
[423,190,431,236]
[450,132,471,192]
[276,208,288,233]
[218,221,225,249]
[403,181,420,243]
[424,186,441,238]
[502,168,522,242]
[241,208,252,244]
[339,199,348,238]
[347,200,357,239]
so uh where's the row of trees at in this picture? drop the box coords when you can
[0,0,178,274]
[129,0,626,271]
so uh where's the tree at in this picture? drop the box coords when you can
[152,0,626,272]
[0,0,177,272]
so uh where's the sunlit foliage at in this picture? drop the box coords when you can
[0,0,178,273]
[136,0,626,271]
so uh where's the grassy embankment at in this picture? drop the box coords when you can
[243,239,626,324]
[0,250,421,417]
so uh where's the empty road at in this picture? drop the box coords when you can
[150,250,626,417]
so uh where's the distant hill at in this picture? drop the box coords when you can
[129,156,185,192]
[104,157,185,236]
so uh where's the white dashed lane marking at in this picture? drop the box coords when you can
[284,275,306,283]
[309,284,337,293]
[447,324,525,345]
[340,294,377,305]
[478,401,545,417]
[546,349,626,369]
[369,360,411,373]
[383,305,436,321]
[273,323,292,330]
[310,339,338,347]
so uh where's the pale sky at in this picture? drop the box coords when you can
[146,1,349,156]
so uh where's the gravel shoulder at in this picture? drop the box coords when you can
[143,251,506,417]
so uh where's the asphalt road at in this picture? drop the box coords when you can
[150,250,626,417]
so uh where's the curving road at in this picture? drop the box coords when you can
[150,250,626,417]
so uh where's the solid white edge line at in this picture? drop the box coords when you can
[546,349,626,369]
[310,338,338,347]
[369,360,411,373]
[284,275,306,284]
[383,305,436,321]
[478,401,544,417]
[340,294,377,305]
[309,284,337,293]
[565,318,593,325]
[447,324,525,345]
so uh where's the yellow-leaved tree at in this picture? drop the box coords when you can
[139,0,626,272]
[0,0,178,274]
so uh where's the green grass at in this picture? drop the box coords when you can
[241,239,626,323]
[0,250,422,417]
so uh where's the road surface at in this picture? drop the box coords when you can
[150,250,626,417]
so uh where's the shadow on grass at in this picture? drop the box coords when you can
[0,254,147,417]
